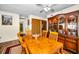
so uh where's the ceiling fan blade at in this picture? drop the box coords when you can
[40,10,44,13]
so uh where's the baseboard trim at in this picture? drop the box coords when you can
[0,39,19,44]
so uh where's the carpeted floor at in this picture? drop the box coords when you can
[0,40,72,54]
[0,40,20,54]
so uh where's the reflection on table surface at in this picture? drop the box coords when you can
[23,36,63,54]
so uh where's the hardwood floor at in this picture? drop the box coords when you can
[0,39,72,54]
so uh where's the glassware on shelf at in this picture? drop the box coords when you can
[58,15,65,34]
[67,15,77,37]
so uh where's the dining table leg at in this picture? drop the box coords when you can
[60,47,63,54]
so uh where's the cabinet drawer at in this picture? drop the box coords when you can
[65,40,76,52]
[78,40,79,52]
[58,38,64,44]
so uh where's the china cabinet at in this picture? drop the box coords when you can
[48,10,79,53]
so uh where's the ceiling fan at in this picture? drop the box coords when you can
[36,4,55,13]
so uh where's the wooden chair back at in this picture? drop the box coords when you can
[42,30,48,38]
[49,32,58,41]
[17,32,24,44]
[17,32,29,54]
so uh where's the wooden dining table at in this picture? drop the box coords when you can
[23,36,63,54]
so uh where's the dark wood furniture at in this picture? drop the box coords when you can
[58,34,79,53]
[48,10,79,53]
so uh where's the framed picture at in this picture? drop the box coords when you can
[2,15,12,25]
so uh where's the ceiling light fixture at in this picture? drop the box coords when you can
[44,7,51,12]
[36,4,55,13]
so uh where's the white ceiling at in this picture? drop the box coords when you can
[0,4,75,18]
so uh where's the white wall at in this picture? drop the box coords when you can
[47,5,79,18]
[0,11,19,43]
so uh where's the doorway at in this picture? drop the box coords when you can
[32,19,41,34]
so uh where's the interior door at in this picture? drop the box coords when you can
[32,19,41,34]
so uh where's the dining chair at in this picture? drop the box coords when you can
[17,32,29,54]
[49,32,58,41]
[42,30,48,38]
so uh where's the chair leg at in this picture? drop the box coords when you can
[25,47,29,54]
[57,49,61,54]
[21,47,26,54]
[60,47,63,54]
[57,47,63,54]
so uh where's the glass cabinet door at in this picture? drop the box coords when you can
[67,15,77,37]
[52,18,58,32]
[48,19,58,32]
[58,15,65,34]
